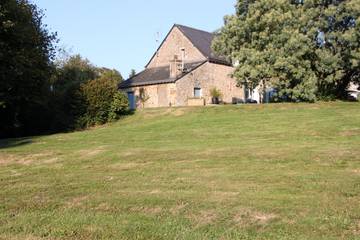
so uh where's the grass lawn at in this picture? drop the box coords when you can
[0,102,360,240]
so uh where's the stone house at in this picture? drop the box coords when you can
[348,82,360,100]
[119,24,245,109]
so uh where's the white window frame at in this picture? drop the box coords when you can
[194,87,202,98]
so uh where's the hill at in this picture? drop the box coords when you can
[1,102,360,239]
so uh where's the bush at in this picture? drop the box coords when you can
[78,77,117,127]
[210,87,222,104]
[108,92,129,121]
[210,87,222,98]
[50,55,126,131]
[75,75,129,128]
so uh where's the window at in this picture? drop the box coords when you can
[291,0,304,5]
[316,30,326,47]
[194,88,202,98]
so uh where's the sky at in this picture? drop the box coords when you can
[32,0,235,79]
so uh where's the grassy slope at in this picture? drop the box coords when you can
[0,102,360,240]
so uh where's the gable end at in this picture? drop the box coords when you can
[145,24,208,68]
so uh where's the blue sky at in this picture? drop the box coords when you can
[32,0,235,79]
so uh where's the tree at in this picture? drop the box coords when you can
[76,68,127,127]
[213,0,360,102]
[50,54,126,130]
[0,0,127,137]
[98,68,123,83]
[49,54,97,130]
[129,69,137,78]
[307,0,360,99]
[0,0,57,137]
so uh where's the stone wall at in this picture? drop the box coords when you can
[122,83,176,108]
[122,62,244,108]
[175,62,244,106]
[121,26,244,108]
[147,27,206,69]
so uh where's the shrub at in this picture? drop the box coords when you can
[78,77,117,126]
[210,87,223,98]
[108,92,129,121]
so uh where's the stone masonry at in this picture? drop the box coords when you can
[119,24,244,108]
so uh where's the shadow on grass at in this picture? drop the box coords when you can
[0,138,33,149]
[0,112,135,149]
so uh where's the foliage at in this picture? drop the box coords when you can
[213,0,360,102]
[108,92,129,121]
[0,0,57,137]
[138,87,150,108]
[98,68,123,83]
[210,87,223,98]
[49,54,98,130]
[77,75,118,127]
[55,54,97,84]
[0,1,128,138]
[47,53,127,130]
[129,69,137,78]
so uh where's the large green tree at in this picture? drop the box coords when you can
[50,54,125,130]
[50,54,126,130]
[98,67,123,83]
[309,0,360,98]
[0,0,57,137]
[213,0,360,102]
[49,55,98,130]
[0,1,127,138]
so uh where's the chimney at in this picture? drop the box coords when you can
[170,55,182,78]
[180,48,185,72]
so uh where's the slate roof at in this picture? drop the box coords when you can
[119,24,231,89]
[119,61,206,89]
[175,24,228,64]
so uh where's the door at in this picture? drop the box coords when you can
[157,85,168,107]
[127,92,136,110]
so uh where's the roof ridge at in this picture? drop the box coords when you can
[144,24,230,69]
[119,60,208,89]
[174,24,214,35]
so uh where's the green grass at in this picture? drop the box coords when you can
[1,102,360,240]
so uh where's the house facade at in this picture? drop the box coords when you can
[119,24,245,108]
[348,82,360,100]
